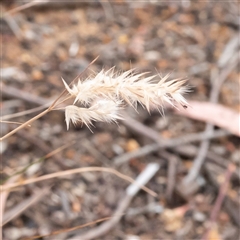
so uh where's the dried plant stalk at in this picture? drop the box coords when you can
[63,69,189,129]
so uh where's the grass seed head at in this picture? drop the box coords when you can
[63,69,189,130]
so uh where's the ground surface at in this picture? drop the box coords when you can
[1,1,240,240]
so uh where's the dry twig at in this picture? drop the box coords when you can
[23,217,113,240]
[182,49,238,186]
[114,129,230,166]
[160,151,179,201]
[5,0,48,15]
[2,187,50,226]
[68,163,160,240]
[201,164,236,240]
[1,167,157,197]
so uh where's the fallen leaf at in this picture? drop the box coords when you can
[176,101,240,136]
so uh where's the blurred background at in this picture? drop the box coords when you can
[1,1,240,239]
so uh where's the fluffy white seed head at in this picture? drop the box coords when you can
[63,68,189,130]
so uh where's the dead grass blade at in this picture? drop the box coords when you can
[1,104,49,121]
[1,167,157,197]
[22,216,113,240]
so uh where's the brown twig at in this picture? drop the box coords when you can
[114,129,230,166]
[160,151,179,201]
[1,82,51,106]
[173,145,240,180]
[121,111,162,142]
[2,187,50,226]
[68,163,160,240]
[99,0,114,21]
[3,14,23,40]
[119,113,232,176]
[23,216,113,240]
[69,195,132,240]
[182,51,238,185]
[201,163,236,240]
[1,167,157,197]
[205,163,240,227]
[5,0,48,15]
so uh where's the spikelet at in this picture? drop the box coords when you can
[63,69,189,130]
[65,99,122,131]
